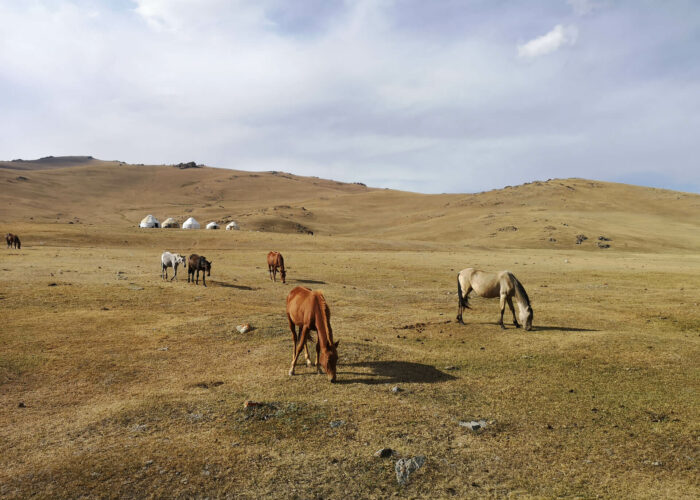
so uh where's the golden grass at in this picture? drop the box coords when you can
[1,220,699,498]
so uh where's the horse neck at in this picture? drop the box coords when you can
[278,255,285,270]
[313,300,332,350]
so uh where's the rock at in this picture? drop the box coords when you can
[128,285,143,291]
[459,420,488,431]
[244,400,263,408]
[444,366,458,371]
[575,234,588,244]
[391,386,402,393]
[48,283,57,287]
[236,323,251,333]
[144,460,154,467]
[329,420,345,428]
[597,242,610,249]
[18,402,25,408]
[374,448,394,458]
[395,456,426,486]
[598,235,611,241]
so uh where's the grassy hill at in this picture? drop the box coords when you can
[1,157,699,252]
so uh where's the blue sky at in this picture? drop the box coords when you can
[1,0,699,193]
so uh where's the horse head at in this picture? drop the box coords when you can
[205,259,212,276]
[319,340,339,383]
[280,268,287,283]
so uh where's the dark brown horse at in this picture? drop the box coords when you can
[267,251,286,283]
[5,233,20,249]
[286,286,338,382]
[188,254,211,286]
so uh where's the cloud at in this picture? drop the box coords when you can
[567,0,597,16]
[517,24,579,59]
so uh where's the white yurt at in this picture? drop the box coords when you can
[162,217,178,228]
[139,214,160,228]
[226,221,240,230]
[206,221,220,230]
[182,217,200,229]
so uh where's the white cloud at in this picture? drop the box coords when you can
[517,24,579,59]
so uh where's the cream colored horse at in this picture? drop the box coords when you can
[457,268,533,330]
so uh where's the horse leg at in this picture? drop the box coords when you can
[287,315,298,360]
[302,334,313,366]
[507,296,520,328]
[289,325,309,376]
[202,269,206,287]
[315,341,321,374]
[171,264,177,281]
[498,294,507,329]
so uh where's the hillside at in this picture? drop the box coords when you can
[1,157,699,252]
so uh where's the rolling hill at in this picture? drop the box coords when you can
[2,156,699,252]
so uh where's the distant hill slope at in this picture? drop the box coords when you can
[1,157,699,252]
[0,155,106,171]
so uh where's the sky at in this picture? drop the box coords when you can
[1,0,699,194]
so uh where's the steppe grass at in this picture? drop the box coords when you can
[1,224,698,498]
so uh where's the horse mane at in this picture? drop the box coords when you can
[278,253,285,269]
[313,291,332,344]
[510,273,531,307]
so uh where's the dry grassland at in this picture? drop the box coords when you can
[1,221,699,499]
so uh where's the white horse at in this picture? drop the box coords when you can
[457,268,533,330]
[161,251,186,281]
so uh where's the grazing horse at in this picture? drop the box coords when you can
[457,268,533,330]
[286,286,339,382]
[5,233,20,249]
[161,251,186,281]
[188,254,211,286]
[267,251,287,283]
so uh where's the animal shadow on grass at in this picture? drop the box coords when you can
[210,280,259,291]
[337,361,457,385]
[294,278,327,285]
[475,322,597,332]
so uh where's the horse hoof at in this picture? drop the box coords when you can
[288,370,295,377]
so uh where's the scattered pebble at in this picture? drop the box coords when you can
[374,448,394,458]
[391,386,402,394]
[459,420,488,431]
[236,323,251,333]
[329,420,345,428]
[395,456,426,486]
[18,402,25,408]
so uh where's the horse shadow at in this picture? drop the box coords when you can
[475,322,597,332]
[210,281,259,291]
[531,325,598,332]
[294,278,327,285]
[336,361,457,385]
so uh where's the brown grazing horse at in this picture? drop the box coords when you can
[286,286,339,382]
[187,254,211,286]
[267,251,286,283]
[5,233,20,249]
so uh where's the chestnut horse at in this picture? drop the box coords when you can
[457,268,533,330]
[188,254,211,286]
[286,286,339,382]
[267,251,286,283]
[5,233,20,249]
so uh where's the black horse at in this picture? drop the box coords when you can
[187,254,211,286]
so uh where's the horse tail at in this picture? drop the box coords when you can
[510,273,530,307]
[457,273,469,309]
